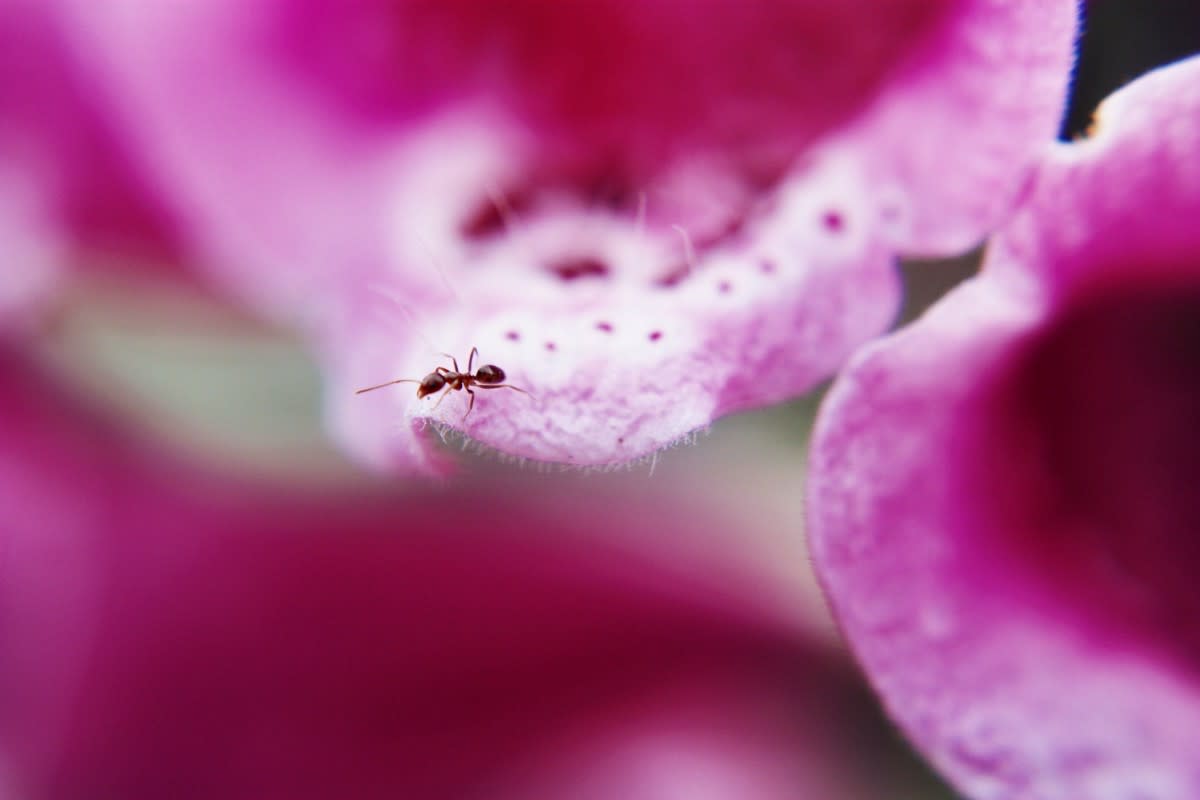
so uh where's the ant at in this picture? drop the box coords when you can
[355,347,529,419]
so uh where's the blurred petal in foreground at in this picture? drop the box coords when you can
[0,0,178,329]
[2,343,880,800]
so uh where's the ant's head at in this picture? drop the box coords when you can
[417,371,448,398]
[475,364,506,384]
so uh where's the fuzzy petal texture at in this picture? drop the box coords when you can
[61,0,1077,471]
[808,56,1200,799]
[0,344,884,800]
[0,0,179,328]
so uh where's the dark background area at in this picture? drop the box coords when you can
[1066,2,1200,138]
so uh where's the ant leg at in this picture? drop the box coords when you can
[438,353,461,373]
[462,387,476,421]
[477,384,531,397]
[430,388,452,413]
[467,346,479,374]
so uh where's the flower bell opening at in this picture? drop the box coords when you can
[966,278,1200,671]
[272,0,958,175]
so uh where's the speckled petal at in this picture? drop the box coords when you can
[808,56,1200,799]
[62,0,1078,471]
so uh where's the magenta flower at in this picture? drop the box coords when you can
[0,343,896,800]
[807,56,1200,798]
[58,0,1078,471]
[0,0,177,328]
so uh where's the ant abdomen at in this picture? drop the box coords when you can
[474,364,506,384]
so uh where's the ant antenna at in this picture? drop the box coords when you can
[366,283,441,355]
[355,378,420,395]
[411,234,462,306]
[671,224,697,276]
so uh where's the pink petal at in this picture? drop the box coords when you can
[62,0,1078,471]
[808,55,1200,798]
[0,345,874,800]
[0,0,179,322]
[842,0,1081,254]
[0,158,65,329]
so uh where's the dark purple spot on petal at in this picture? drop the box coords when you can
[459,190,532,240]
[648,331,663,342]
[759,259,777,274]
[654,263,691,288]
[717,280,732,294]
[822,210,845,233]
[549,257,610,281]
[505,330,521,341]
[545,341,557,352]
[596,321,614,333]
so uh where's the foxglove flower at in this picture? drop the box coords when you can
[0,0,177,328]
[61,0,1078,471]
[0,344,893,800]
[807,56,1200,799]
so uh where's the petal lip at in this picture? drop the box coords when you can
[62,0,1078,472]
[808,56,1200,800]
[844,0,1081,255]
[989,53,1200,297]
